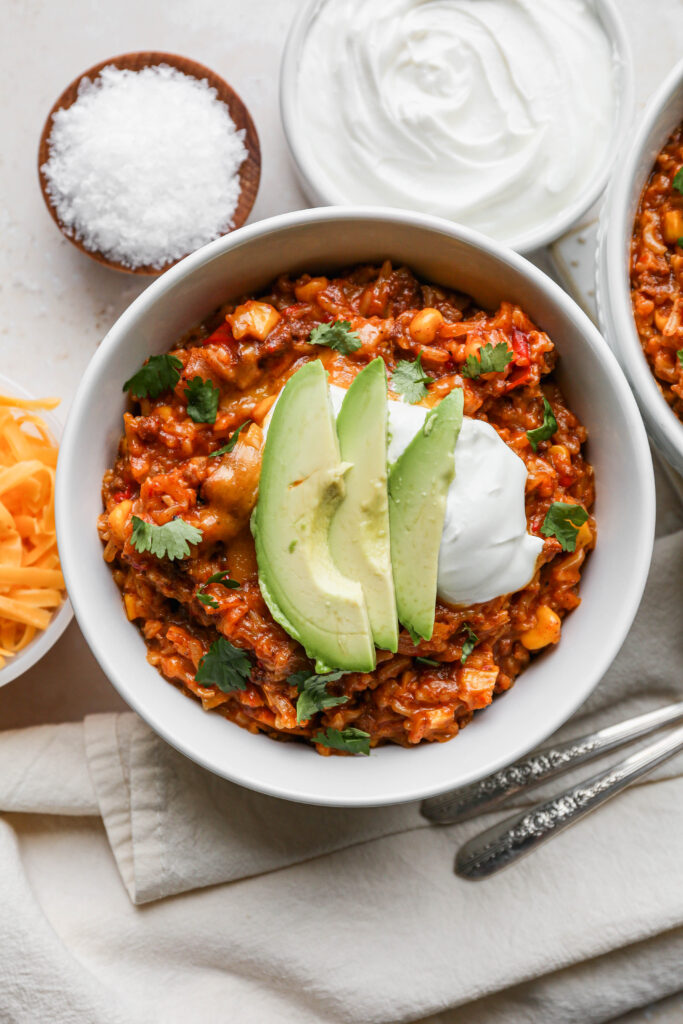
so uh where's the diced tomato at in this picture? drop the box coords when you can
[112,483,135,502]
[203,322,235,347]
[503,365,532,391]
[511,328,530,366]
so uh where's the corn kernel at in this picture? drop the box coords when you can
[662,209,683,244]
[124,593,142,621]
[227,301,281,341]
[409,308,444,345]
[108,499,132,540]
[575,521,593,549]
[294,277,328,302]
[520,605,562,651]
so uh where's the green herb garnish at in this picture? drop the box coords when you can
[541,502,589,552]
[184,376,220,424]
[461,342,513,380]
[290,669,349,724]
[308,320,362,355]
[209,421,251,457]
[195,637,251,692]
[416,657,440,667]
[678,349,683,368]
[312,726,371,756]
[123,354,182,399]
[673,168,683,195]
[461,624,478,664]
[526,396,558,452]
[130,516,202,561]
[391,353,433,403]
[196,571,240,609]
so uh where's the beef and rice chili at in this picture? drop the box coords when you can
[631,122,683,420]
[99,263,595,754]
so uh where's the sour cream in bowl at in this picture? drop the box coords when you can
[281,0,633,253]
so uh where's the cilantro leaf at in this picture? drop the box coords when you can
[461,342,513,379]
[206,570,240,589]
[312,726,371,755]
[195,637,251,693]
[677,238,683,249]
[391,353,433,403]
[678,349,683,368]
[292,670,348,723]
[461,624,478,664]
[540,502,589,552]
[527,396,558,452]
[130,516,202,561]
[209,421,251,456]
[184,376,220,424]
[416,656,440,667]
[123,354,182,399]
[196,571,240,610]
[308,320,362,355]
[673,168,683,195]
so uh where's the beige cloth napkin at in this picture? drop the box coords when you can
[0,465,680,1023]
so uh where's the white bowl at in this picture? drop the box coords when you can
[56,207,655,806]
[0,373,73,688]
[597,58,683,476]
[280,0,634,255]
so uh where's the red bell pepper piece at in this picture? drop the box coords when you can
[511,328,530,366]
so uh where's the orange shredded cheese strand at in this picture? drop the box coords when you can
[0,395,65,668]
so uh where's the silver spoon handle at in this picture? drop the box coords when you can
[455,724,683,880]
[421,701,683,825]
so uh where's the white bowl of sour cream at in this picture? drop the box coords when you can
[57,207,654,807]
[281,0,633,254]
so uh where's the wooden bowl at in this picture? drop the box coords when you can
[37,51,261,276]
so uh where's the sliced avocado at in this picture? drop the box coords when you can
[252,360,376,673]
[388,389,464,643]
[329,359,398,653]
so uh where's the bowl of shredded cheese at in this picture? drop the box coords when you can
[0,374,71,687]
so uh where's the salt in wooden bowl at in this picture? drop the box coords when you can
[37,51,262,276]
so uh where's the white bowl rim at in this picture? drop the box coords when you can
[0,372,73,688]
[279,0,635,256]
[597,56,683,475]
[56,205,655,806]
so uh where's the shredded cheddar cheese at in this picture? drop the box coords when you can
[0,394,65,668]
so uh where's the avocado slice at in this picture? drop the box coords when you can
[329,359,398,653]
[252,360,376,673]
[388,389,464,643]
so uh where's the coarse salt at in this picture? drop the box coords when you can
[41,64,248,270]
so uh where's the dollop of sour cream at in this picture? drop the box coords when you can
[326,385,543,606]
[295,0,617,243]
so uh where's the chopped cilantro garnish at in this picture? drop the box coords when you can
[196,571,240,609]
[461,624,478,664]
[416,657,440,667]
[209,421,251,457]
[678,349,683,368]
[461,342,513,379]
[312,726,371,755]
[290,669,349,723]
[123,354,182,399]
[184,376,220,424]
[673,168,683,195]
[195,637,251,693]
[541,502,589,552]
[526,396,558,452]
[391,353,433,403]
[130,516,202,561]
[678,238,683,249]
[308,320,362,355]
